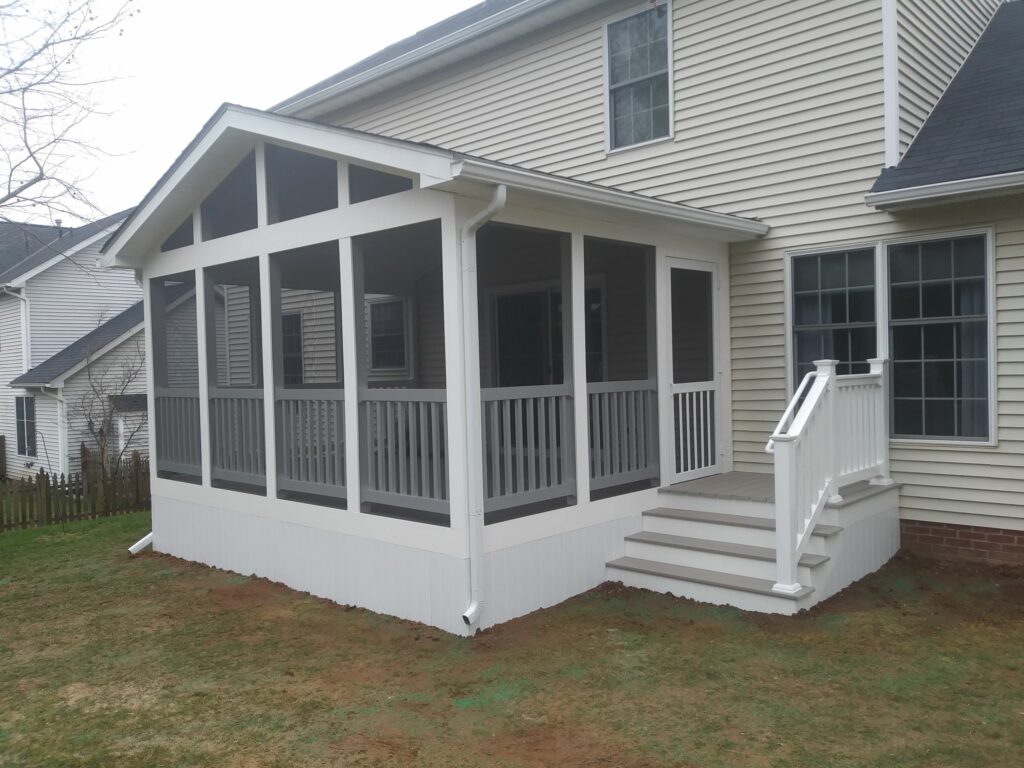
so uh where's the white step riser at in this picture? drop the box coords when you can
[607,566,807,614]
[643,515,831,556]
[624,539,818,583]
[657,494,775,519]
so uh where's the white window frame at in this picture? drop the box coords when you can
[366,295,413,380]
[784,226,997,448]
[15,395,37,458]
[603,1,675,155]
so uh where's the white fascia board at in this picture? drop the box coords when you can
[102,105,457,268]
[47,323,146,389]
[274,0,566,117]
[7,226,119,288]
[450,158,769,240]
[866,170,1024,210]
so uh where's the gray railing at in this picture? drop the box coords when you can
[276,388,345,500]
[209,387,266,487]
[362,388,448,514]
[587,380,658,491]
[481,384,574,512]
[154,387,201,476]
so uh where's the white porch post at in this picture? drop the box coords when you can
[772,436,800,593]
[195,266,212,487]
[258,253,278,498]
[656,247,673,486]
[869,357,895,486]
[441,210,468,534]
[144,277,161,477]
[570,232,590,503]
[339,237,362,513]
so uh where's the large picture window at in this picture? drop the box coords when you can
[608,4,670,150]
[888,235,989,440]
[16,396,36,457]
[791,248,877,382]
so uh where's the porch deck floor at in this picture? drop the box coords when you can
[661,471,774,504]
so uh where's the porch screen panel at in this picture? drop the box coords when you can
[584,238,658,498]
[151,272,201,481]
[205,258,266,492]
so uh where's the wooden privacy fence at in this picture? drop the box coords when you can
[0,452,151,533]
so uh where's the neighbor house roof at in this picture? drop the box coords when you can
[0,210,132,286]
[0,221,62,275]
[10,300,143,388]
[868,1,1024,208]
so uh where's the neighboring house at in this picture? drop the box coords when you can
[103,1,1023,636]
[0,212,143,478]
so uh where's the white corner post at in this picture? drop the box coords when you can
[440,207,467,535]
[142,275,159,482]
[869,357,895,486]
[655,247,674,486]
[194,266,213,487]
[882,0,900,168]
[258,252,278,499]
[771,429,800,594]
[569,232,590,505]
[339,237,362,514]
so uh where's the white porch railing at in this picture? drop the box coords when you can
[210,387,266,487]
[481,384,574,512]
[766,359,891,594]
[362,388,448,515]
[276,388,346,500]
[588,380,658,490]
[154,387,202,476]
[672,382,718,477]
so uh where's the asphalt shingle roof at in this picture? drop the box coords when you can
[872,1,1024,193]
[0,210,132,286]
[0,221,62,275]
[10,301,143,388]
[274,0,526,110]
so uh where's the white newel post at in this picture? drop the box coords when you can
[819,359,842,504]
[570,233,590,505]
[772,432,800,593]
[868,357,894,486]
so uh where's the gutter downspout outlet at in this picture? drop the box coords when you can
[128,531,153,556]
[460,184,507,629]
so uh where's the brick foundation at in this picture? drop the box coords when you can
[901,520,1024,566]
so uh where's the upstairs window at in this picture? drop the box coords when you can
[608,4,670,150]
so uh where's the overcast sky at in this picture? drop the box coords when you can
[64,0,478,224]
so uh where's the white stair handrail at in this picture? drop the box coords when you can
[765,371,816,454]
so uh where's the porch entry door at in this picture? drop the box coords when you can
[668,259,721,483]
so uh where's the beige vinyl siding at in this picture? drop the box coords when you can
[896,0,999,155]
[63,330,148,475]
[0,294,29,479]
[26,237,142,366]
[166,295,200,388]
[415,269,446,389]
[280,288,339,385]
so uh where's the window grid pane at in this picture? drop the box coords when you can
[888,235,988,440]
[608,6,669,149]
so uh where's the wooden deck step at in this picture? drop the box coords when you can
[625,531,830,567]
[607,557,815,600]
[643,507,842,538]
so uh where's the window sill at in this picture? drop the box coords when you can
[606,134,674,157]
[890,437,997,450]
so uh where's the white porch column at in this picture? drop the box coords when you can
[195,266,212,487]
[656,247,674,486]
[569,232,590,504]
[339,237,362,513]
[258,253,278,498]
[441,210,468,534]
[144,277,161,477]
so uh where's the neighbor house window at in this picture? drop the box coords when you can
[369,298,409,372]
[281,313,303,386]
[791,248,877,382]
[16,396,36,457]
[888,235,989,440]
[608,4,670,150]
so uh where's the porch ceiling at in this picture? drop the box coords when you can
[103,104,768,268]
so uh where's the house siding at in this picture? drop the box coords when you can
[0,294,30,479]
[26,236,142,366]
[62,329,148,475]
[895,0,999,155]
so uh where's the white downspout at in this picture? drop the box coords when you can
[460,184,507,628]
[0,286,31,371]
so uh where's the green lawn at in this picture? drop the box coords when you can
[1,513,1023,767]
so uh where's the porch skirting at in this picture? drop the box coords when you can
[151,495,642,635]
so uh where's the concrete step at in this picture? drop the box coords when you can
[624,531,828,581]
[606,556,814,614]
[642,507,841,550]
